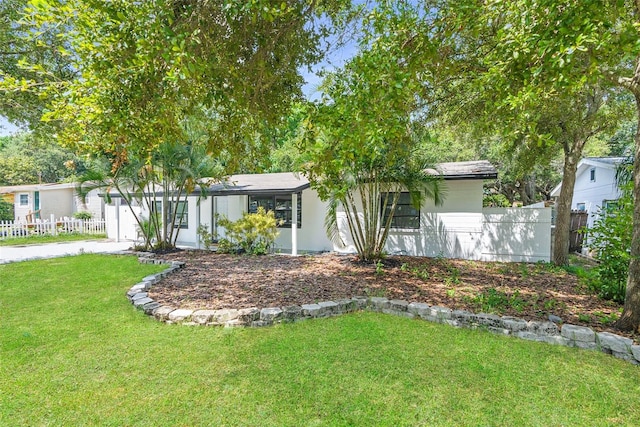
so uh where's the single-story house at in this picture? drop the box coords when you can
[105,160,552,262]
[550,157,626,229]
[0,183,105,222]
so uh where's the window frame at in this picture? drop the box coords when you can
[248,193,302,228]
[590,168,596,182]
[381,191,421,230]
[576,202,586,212]
[19,193,29,206]
[152,200,188,229]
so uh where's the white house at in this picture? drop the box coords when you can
[0,182,105,222]
[550,157,626,229]
[105,161,552,262]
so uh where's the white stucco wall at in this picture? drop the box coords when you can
[13,192,32,221]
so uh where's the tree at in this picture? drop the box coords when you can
[301,20,444,261]
[2,0,353,167]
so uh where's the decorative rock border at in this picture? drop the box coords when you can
[131,256,640,366]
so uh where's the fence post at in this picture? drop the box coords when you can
[50,214,57,236]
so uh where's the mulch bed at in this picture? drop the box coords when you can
[149,250,637,340]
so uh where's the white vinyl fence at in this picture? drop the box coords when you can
[0,214,106,240]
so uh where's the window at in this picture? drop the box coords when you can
[590,168,596,182]
[576,202,586,212]
[152,200,188,229]
[248,193,302,228]
[602,199,619,214]
[19,194,28,206]
[381,192,420,229]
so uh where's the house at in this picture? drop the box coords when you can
[550,157,626,229]
[104,160,553,262]
[0,183,105,222]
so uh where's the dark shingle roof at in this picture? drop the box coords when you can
[207,172,310,195]
[427,160,498,180]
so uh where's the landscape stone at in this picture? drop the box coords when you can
[237,308,260,323]
[369,297,390,311]
[561,324,596,343]
[153,306,175,321]
[351,296,368,309]
[543,335,570,346]
[453,310,477,324]
[318,301,339,315]
[260,307,283,322]
[283,306,303,322]
[501,317,528,332]
[526,321,558,336]
[142,301,161,315]
[335,298,357,312]
[389,300,409,312]
[141,275,159,284]
[131,292,148,301]
[429,306,452,320]
[548,314,563,324]
[596,332,633,354]
[631,345,640,363]
[301,303,323,317]
[408,302,430,317]
[476,313,502,328]
[213,309,239,324]
[133,297,154,308]
[383,309,415,319]
[127,284,147,295]
[191,310,217,325]
[488,327,510,335]
[168,309,193,322]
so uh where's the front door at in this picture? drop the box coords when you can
[34,191,40,219]
[213,196,228,241]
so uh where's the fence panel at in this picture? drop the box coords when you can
[0,217,106,241]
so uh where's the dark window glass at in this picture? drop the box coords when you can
[248,193,301,228]
[381,192,420,229]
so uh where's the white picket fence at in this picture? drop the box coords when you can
[0,215,106,240]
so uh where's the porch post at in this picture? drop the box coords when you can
[115,197,120,243]
[291,192,298,256]
[195,198,201,250]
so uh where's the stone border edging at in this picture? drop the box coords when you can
[129,256,640,366]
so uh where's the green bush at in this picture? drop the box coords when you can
[216,207,280,255]
[0,199,13,221]
[73,211,92,220]
[586,189,632,303]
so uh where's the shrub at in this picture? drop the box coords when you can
[0,199,13,221]
[216,207,280,255]
[73,211,92,220]
[586,188,632,303]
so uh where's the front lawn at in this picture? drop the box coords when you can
[1,255,638,426]
[0,232,107,246]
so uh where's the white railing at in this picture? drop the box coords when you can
[0,214,106,240]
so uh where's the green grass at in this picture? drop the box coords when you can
[0,232,107,246]
[1,255,639,426]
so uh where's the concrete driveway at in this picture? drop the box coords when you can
[0,240,135,264]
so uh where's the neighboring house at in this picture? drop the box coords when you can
[0,183,105,222]
[105,160,553,262]
[550,157,626,229]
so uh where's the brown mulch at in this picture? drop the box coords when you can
[149,250,637,340]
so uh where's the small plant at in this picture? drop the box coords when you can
[375,260,384,276]
[216,208,280,255]
[543,298,558,311]
[73,211,92,220]
[577,313,591,323]
[445,288,456,299]
[519,263,530,278]
[196,224,213,250]
[400,263,409,272]
[594,311,619,325]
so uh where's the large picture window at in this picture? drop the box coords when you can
[381,192,420,229]
[249,193,302,228]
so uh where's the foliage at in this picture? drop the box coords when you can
[2,0,353,167]
[587,181,633,303]
[3,256,640,425]
[216,207,280,255]
[0,199,14,221]
[72,211,92,220]
[0,132,88,185]
[196,224,214,251]
[302,11,444,261]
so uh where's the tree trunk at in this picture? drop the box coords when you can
[553,149,581,265]
[615,97,640,333]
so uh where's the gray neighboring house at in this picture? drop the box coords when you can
[0,183,105,222]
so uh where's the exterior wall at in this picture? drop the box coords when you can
[105,200,141,241]
[40,188,74,219]
[13,192,33,221]
[571,165,620,228]
[74,189,105,220]
[335,180,551,262]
